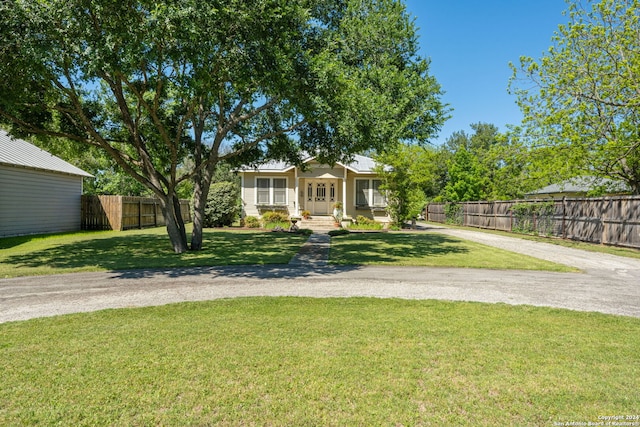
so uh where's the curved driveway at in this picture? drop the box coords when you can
[1,226,640,323]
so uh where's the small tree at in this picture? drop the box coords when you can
[375,144,438,227]
[203,182,240,228]
[443,148,488,202]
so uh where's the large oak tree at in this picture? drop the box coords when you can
[0,0,446,252]
[510,0,640,194]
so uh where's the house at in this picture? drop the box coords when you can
[238,154,389,221]
[0,129,93,237]
[524,176,631,199]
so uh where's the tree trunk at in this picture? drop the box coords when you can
[190,181,207,251]
[190,164,214,251]
[159,195,189,254]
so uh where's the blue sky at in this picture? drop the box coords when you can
[403,0,569,145]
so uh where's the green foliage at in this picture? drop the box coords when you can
[261,211,289,225]
[0,0,447,252]
[263,222,291,231]
[510,202,556,236]
[444,203,464,225]
[510,0,640,194]
[243,216,261,229]
[294,228,314,236]
[261,211,291,231]
[349,216,384,230]
[203,182,240,228]
[443,148,487,202]
[328,228,351,237]
[440,123,531,201]
[375,144,436,226]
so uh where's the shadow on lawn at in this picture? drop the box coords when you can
[330,232,469,264]
[3,231,360,279]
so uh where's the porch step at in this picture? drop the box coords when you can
[297,215,340,233]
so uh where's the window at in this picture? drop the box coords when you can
[255,177,288,205]
[256,178,270,205]
[273,178,286,205]
[355,179,385,207]
[372,179,385,206]
[356,179,369,206]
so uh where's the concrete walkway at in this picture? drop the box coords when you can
[1,228,640,323]
[288,233,330,267]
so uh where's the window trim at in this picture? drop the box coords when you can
[255,176,288,206]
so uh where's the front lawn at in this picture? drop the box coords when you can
[1,228,575,278]
[0,227,308,278]
[1,298,638,425]
[330,232,575,271]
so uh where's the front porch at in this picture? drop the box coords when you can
[298,178,344,217]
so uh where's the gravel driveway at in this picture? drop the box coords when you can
[2,226,639,323]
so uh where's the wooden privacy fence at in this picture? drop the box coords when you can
[427,196,640,249]
[82,195,191,231]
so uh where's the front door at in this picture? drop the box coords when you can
[306,180,336,215]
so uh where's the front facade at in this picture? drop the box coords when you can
[239,155,389,221]
[0,129,93,237]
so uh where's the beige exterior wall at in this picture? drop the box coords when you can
[0,165,84,237]
[241,170,296,218]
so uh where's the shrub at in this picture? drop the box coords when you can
[349,216,384,230]
[203,181,240,227]
[355,215,376,225]
[328,229,350,236]
[261,211,289,224]
[244,216,261,228]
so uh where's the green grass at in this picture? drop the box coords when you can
[0,227,309,278]
[330,232,576,271]
[1,227,575,277]
[1,298,638,426]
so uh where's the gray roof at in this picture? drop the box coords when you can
[240,154,380,173]
[527,176,630,195]
[0,129,93,177]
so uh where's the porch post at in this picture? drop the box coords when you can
[343,167,348,218]
[294,168,299,215]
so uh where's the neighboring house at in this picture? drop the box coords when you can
[238,154,389,221]
[524,176,630,199]
[0,129,93,237]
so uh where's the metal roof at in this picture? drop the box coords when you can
[526,176,630,195]
[239,154,380,173]
[0,129,93,177]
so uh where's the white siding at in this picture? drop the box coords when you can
[0,165,83,237]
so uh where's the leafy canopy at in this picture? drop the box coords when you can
[0,0,446,252]
[510,0,640,194]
